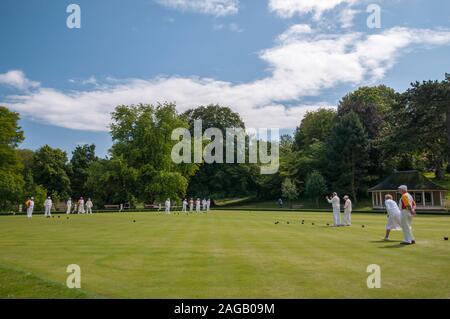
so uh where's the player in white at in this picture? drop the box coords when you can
[202,198,207,211]
[384,194,402,241]
[343,195,352,226]
[25,197,34,219]
[165,198,171,214]
[196,198,201,213]
[182,199,187,212]
[44,196,52,218]
[86,198,93,214]
[326,193,341,226]
[66,198,72,215]
[398,185,416,245]
[206,198,211,212]
[189,198,194,213]
[78,197,85,214]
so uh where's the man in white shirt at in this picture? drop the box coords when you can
[189,198,194,213]
[44,196,52,218]
[384,194,402,241]
[343,195,352,226]
[86,198,93,214]
[202,199,207,211]
[182,199,187,212]
[398,185,416,245]
[326,193,341,226]
[165,198,171,214]
[206,198,211,212]
[196,198,201,213]
[78,197,85,214]
[26,197,34,219]
[66,198,72,215]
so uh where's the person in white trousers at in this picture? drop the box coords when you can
[66,198,72,215]
[326,193,341,226]
[182,199,187,212]
[202,198,207,211]
[196,198,201,213]
[78,197,85,214]
[384,194,402,241]
[165,198,171,214]
[44,196,52,218]
[343,195,352,226]
[189,198,194,213]
[26,197,34,219]
[86,198,93,214]
[398,185,416,245]
[206,198,211,212]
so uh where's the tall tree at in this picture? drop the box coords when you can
[325,112,370,201]
[294,108,337,150]
[0,106,24,209]
[32,145,71,199]
[69,144,97,198]
[304,171,327,207]
[182,104,257,198]
[110,103,198,202]
[281,178,298,208]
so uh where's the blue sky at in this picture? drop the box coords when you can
[1,0,450,158]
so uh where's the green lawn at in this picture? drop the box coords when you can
[0,211,449,298]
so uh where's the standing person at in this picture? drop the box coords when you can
[398,185,416,245]
[196,198,201,213]
[25,197,34,219]
[189,198,194,213]
[277,198,283,208]
[86,198,93,214]
[78,197,85,214]
[384,194,402,241]
[326,193,341,226]
[66,198,72,215]
[182,199,187,212]
[72,201,78,214]
[202,198,207,211]
[206,198,211,212]
[44,196,52,218]
[165,198,171,214]
[343,195,352,226]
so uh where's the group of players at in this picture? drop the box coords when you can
[325,184,417,245]
[164,198,211,213]
[24,196,94,218]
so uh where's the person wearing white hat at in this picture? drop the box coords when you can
[25,197,34,219]
[326,192,341,226]
[165,198,171,214]
[86,198,93,214]
[384,194,402,241]
[44,196,52,218]
[343,195,352,226]
[398,185,416,245]
[66,198,72,215]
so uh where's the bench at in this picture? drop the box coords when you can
[104,205,120,210]
[292,205,304,209]
[144,204,159,209]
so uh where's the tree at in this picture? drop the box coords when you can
[0,106,24,210]
[32,145,71,198]
[182,104,257,198]
[110,103,198,202]
[325,112,370,202]
[305,171,327,207]
[281,178,298,208]
[69,144,97,198]
[294,108,337,150]
[389,77,449,178]
[85,157,138,207]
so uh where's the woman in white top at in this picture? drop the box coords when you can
[384,194,402,241]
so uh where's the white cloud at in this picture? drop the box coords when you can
[268,0,358,20]
[3,27,450,132]
[0,70,40,90]
[155,0,239,16]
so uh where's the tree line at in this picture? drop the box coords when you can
[1,75,449,210]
